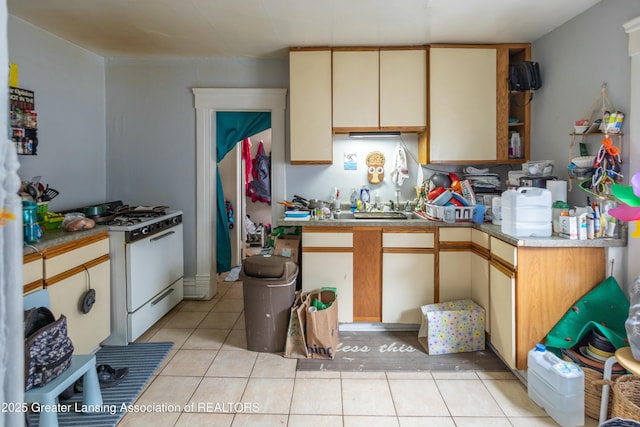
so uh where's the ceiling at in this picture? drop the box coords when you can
[8,0,601,59]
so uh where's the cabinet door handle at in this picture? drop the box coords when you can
[150,230,175,242]
[151,288,175,306]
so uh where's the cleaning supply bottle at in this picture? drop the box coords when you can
[510,132,522,159]
[350,188,358,212]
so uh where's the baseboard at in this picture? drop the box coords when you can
[339,322,420,332]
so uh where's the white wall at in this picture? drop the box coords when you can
[7,16,106,211]
[287,134,423,206]
[532,0,640,207]
[532,0,640,289]
[105,58,288,279]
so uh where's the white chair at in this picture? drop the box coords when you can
[23,289,102,427]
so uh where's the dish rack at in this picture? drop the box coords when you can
[424,204,475,222]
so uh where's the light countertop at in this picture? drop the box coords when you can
[23,225,110,256]
[277,214,627,248]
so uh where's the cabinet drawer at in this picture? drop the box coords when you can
[439,227,471,242]
[490,237,517,268]
[471,229,490,250]
[383,231,434,248]
[44,235,109,279]
[303,232,352,248]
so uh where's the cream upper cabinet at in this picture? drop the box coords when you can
[333,48,427,131]
[332,49,379,128]
[379,49,427,128]
[429,46,497,162]
[289,49,333,164]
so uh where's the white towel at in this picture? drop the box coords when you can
[391,143,409,186]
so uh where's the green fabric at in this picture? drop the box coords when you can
[215,112,271,273]
[545,276,629,353]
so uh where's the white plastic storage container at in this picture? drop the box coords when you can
[501,187,552,237]
[527,344,584,427]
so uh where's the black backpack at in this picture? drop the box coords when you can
[509,61,542,92]
[24,307,74,391]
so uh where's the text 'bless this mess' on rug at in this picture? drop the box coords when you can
[296,331,508,372]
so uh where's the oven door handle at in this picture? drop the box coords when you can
[150,230,176,242]
[151,288,175,306]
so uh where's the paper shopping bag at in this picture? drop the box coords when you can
[284,291,310,359]
[306,289,339,359]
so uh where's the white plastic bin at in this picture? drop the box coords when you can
[501,187,552,237]
[527,344,584,427]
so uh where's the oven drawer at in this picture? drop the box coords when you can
[127,224,184,312]
[128,278,183,342]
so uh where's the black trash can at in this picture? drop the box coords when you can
[240,255,298,352]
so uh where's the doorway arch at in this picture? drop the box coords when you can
[192,88,287,299]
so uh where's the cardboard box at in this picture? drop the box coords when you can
[418,299,485,355]
[559,215,578,239]
[273,235,300,263]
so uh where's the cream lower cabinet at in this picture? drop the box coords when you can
[438,227,472,302]
[470,229,490,333]
[489,236,517,369]
[301,227,353,323]
[43,233,111,354]
[438,227,490,332]
[382,228,435,324]
[23,252,44,293]
[489,261,516,369]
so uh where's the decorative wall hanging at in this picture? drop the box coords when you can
[344,152,357,170]
[366,151,386,185]
[9,87,38,155]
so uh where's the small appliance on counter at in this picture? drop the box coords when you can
[520,175,557,188]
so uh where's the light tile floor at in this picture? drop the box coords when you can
[119,278,599,427]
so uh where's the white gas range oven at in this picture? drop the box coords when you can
[78,201,184,345]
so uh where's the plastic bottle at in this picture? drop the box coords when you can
[350,188,358,212]
[511,132,522,159]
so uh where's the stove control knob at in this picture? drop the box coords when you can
[141,226,150,235]
[172,216,180,224]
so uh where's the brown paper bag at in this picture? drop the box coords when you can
[306,289,339,359]
[284,291,310,359]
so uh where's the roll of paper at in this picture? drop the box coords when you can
[547,180,567,203]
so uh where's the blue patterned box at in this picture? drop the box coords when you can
[418,299,485,355]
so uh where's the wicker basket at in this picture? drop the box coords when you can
[610,375,640,421]
[563,353,623,420]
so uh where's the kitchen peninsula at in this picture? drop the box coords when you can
[278,215,626,370]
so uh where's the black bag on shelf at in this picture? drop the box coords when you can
[23,307,74,391]
[509,61,542,91]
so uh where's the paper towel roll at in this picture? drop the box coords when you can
[546,180,567,203]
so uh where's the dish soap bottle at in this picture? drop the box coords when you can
[350,188,358,212]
